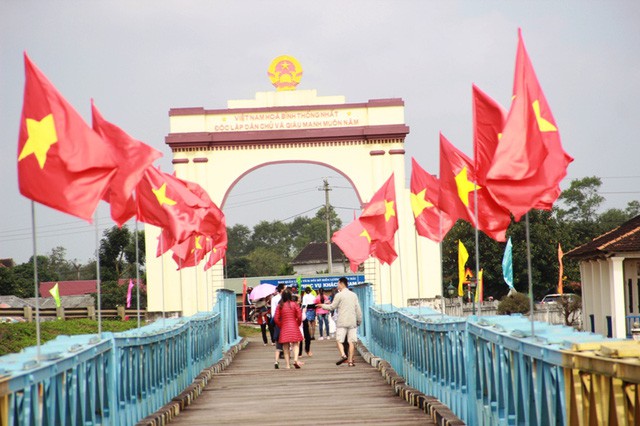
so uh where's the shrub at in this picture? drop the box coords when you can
[497,292,531,315]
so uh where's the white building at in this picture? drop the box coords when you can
[291,242,350,275]
[566,215,640,338]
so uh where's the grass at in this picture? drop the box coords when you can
[238,323,261,338]
[0,319,140,356]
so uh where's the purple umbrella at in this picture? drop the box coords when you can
[249,284,277,301]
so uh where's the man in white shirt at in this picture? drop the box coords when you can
[318,277,362,367]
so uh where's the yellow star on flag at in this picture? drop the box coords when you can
[455,166,480,207]
[410,189,433,218]
[152,183,177,206]
[532,100,557,132]
[359,228,371,243]
[18,114,58,169]
[384,200,396,222]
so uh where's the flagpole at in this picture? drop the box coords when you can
[439,213,445,318]
[525,213,535,337]
[30,201,41,359]
[205,267,210,311]
[395,233,405,309]
[388,264,393,309]
[194,250,200,313]
[473,183,481,317]
[95,213,102,338]
[135,219,141,328]
[160,235,166,326]
[413,229,422,317]
[179,259,184,315]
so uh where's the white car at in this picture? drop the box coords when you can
[540,293,579,305]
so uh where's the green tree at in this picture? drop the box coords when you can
[99,226,145,281]
[246,247,290,276]
[227,224,252,258]
[251,220,293,258]
[96,280,146,309]
[555,176,604,223]
[0,267,17,296]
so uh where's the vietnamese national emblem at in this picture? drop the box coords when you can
[267,55,303,91]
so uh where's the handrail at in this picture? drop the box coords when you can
[0,291,238,425]
[352,283,638,425]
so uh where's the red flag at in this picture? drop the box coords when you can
[91,101,162,227]
[17,53,118,221]
[370,239,397,266]
[155,178,226,257]
[332,219,397,272]
[332,220,372,272]
[360,174,398,243]
[204,239,227,271]
[204,218,228,271]
[171,234,213,269]
[439,134,511,242]
[472,85,507,186]
[487,29,554,181]
[136,166,207,243]
[410,158,455,242]
[484,30,573,220]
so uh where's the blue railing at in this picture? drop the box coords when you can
[352,283,611,426]
[0,289,239,425]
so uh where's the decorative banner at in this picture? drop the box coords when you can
[502,238,514,289]
[260,275,364,290]
[242,277,247,322]
[458,240,469,296]
[49,282,61,308]
[126,279,134,308]
[557,243,564,295]
[475,269,484,303]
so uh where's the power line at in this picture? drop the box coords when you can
[277,205,325,222]
[226,177,325,199]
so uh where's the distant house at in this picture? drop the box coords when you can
[0,295,34,308]
[291,242,350,275]
[40,280,97,297]
[565,215,640,338]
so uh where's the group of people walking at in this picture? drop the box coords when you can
[257,277,362,369]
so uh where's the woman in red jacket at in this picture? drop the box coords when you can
[274,289,303,369]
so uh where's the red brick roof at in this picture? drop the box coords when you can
[565,215,640,260]
[291,242,345,265]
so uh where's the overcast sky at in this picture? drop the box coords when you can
[1,1,639,265]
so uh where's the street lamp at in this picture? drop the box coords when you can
[468,278,477,315]
[446,283,456,298]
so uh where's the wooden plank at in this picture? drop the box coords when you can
[169,337,436,425]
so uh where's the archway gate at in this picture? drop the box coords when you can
[145,89,442,315]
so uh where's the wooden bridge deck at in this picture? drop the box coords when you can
[169,336,435,425]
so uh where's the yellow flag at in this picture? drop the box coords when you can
[49,282,61,308]
[458,240,469,296]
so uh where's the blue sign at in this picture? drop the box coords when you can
[260,275,365,290]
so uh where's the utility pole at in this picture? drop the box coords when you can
[320,178,333,273]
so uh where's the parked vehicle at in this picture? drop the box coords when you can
[540,293,579,305]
